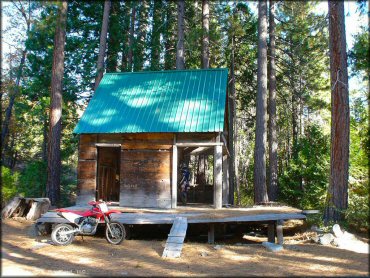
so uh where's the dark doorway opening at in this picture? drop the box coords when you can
[97,147,120,202]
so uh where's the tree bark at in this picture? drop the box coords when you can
[94,0,111,91]
[106,1,120,72]
[46,0,68,206]
[201,0,209,69]
[176,0,185,70]
[228,35,236,205]
[268,0,278,202]
[1,50,26,155]
[127,3,136,72]
[120,2,130,72]
[253,0,269,204]
[324,0,349,223]
[150,0,162,71]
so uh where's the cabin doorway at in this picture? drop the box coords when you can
[178,148,214,206]
[97,147,120,202]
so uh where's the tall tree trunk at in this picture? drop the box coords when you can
[324,1,349,223]
[228,35,236,205]
[201,0,209,69]
[1,50,26,154]
[164,0,176,70]
[134,0,149,71]
[42,114,48,162]
[268,0,278,202]
[46,0,68,206]
[176,0,185,70]
[1,1,31,154]
[106,1,120,72]
[150,0,161,71]
[253,0,269,204]
[127,3,136,72]
[94,0,111,90]
[120,1,131,72]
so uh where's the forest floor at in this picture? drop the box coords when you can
[1,218,369,277]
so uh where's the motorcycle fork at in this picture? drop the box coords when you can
[103,214,114,235]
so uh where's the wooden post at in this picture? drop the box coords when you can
[276,219,284,245]
[208,223,215,244]
[214,138,223,209]
[172,135,178,208]
[267,222,275,243]
[222,155,229,205]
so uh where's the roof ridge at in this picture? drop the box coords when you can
[104,68,228,75]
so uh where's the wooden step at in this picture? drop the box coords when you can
[162,217,188,258]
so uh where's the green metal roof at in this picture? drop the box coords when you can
[73,68,228,134]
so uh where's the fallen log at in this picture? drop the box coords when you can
[2,197,50,220]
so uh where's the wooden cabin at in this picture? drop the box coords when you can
[73,69,230,209]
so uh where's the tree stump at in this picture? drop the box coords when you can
[2,197,23,218]
[2,197,50,220]
[26,199,50,220]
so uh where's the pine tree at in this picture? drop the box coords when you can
[106,1,120,72]
[176,0,185,69]
[253,0,269,204]
[94,0,111,90]
[133,0,149,71]
[324,0,350,223]
[149,0,162,71]
[47,0,68,206]
[268,0,278,201]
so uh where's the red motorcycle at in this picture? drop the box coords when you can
[51,201,125,246]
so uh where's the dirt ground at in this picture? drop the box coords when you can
[1,218,369,277]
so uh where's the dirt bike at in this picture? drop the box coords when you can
[51,201,125,246]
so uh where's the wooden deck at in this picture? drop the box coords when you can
[37,205,306,225]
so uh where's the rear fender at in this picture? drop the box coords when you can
[59,212,82,224]
[105,210,121,216]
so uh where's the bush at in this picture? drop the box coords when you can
[18,160,48,198]
[1,166,19,206]
[279,124,330,209]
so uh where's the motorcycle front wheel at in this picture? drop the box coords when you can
[51,223,75,245]
[105,222,126,245]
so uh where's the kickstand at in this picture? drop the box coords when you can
[81,235,84,242]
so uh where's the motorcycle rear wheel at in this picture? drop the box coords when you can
[105,222,125,245]
[51,223,75,245]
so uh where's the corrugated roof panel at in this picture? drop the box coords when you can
[73,68,228,134]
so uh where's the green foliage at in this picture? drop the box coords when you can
[279,124,330,209]
[1,167,19,205]
[18,161,47,198]
[349,27,369,77]
[346,95,369,231]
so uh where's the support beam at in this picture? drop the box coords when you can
[222,155,229,205]
[276,219,284,245]
[208,223,215,244]
[176,142,223,147]
[172,135,178,208]
[214,135,223,209]
[267,222,275,243]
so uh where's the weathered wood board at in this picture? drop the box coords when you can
[163,217,188,258]
[119,149,171,208]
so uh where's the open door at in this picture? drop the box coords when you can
[97,147,120,202]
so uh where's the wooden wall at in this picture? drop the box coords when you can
[76,132,221,208]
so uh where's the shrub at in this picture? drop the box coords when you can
[1,166,19,206]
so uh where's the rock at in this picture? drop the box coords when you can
[262,242,283,252]
[332,224,343,238]
[213,245,223,250]
[319,233,335,245]
[200,251,208,257]
[342,231,356,241]
[310,225,324,234]
[312,235,320,243]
